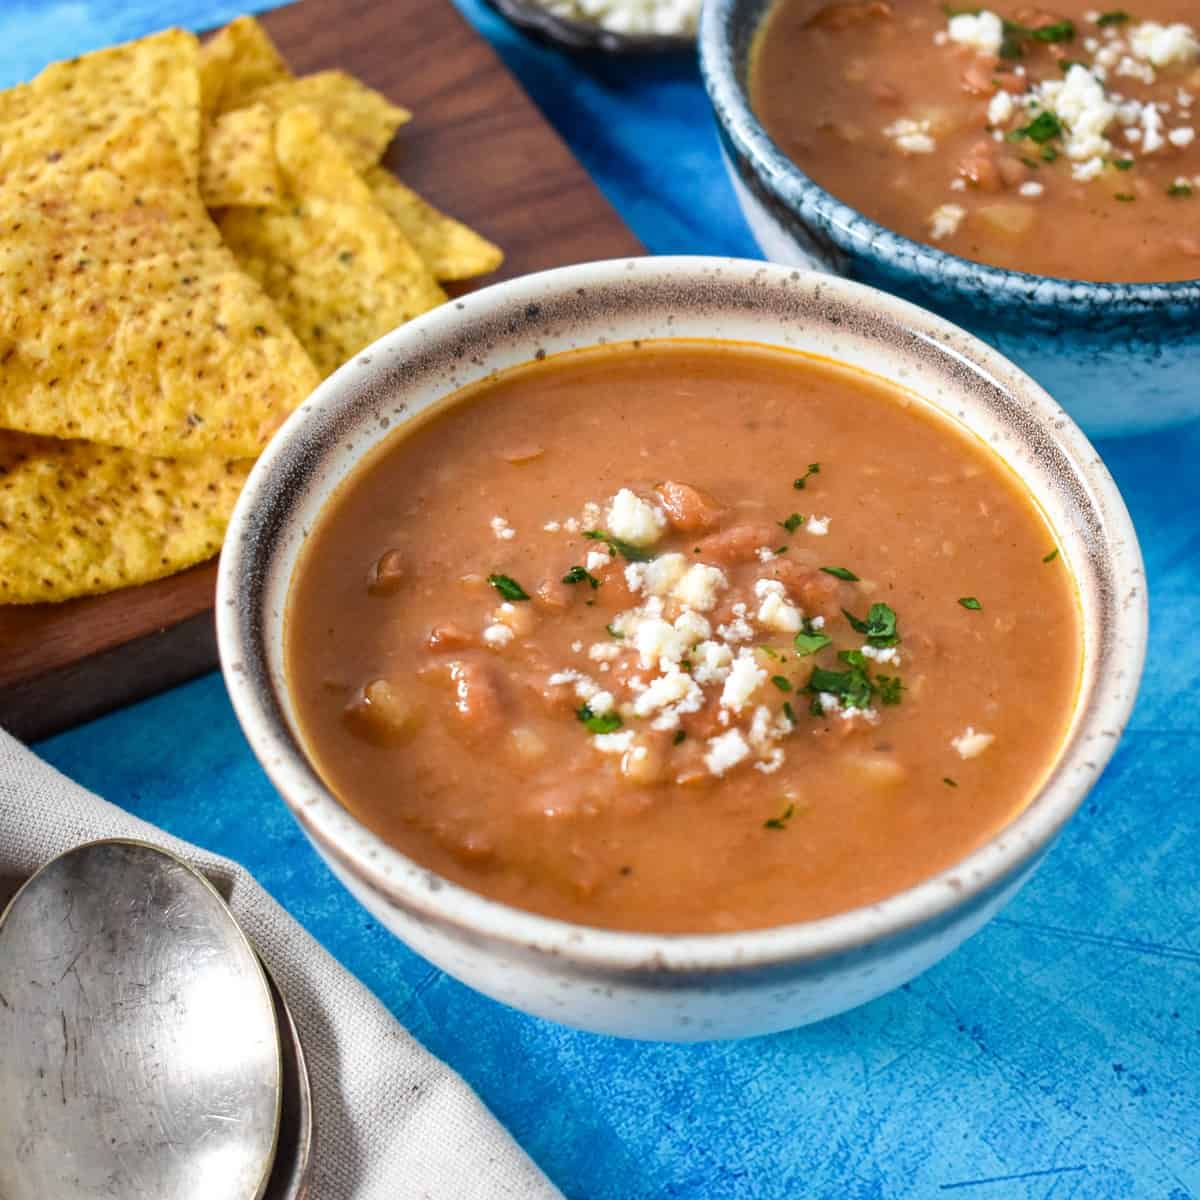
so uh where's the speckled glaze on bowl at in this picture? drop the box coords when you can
[698,0,1200,439]
[217,257,1146,1041]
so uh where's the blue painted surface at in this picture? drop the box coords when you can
[6,2,1198,1196]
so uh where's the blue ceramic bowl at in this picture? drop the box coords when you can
[698,0,1200,438]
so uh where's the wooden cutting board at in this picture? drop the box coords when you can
[0,0,643,743]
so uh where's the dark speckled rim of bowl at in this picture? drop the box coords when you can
[217,256,1146,979]
[698,0,1200,324]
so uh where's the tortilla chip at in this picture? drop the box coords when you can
[0,431,251,604]
[218,107,445,376]
[364,166,503,282]
[241,71,409,170]
[0,28,201,180]
[200,15,290,119]
[0,112,320,457]
[200,102,281,207]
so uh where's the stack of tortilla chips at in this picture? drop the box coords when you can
[0,17,502,604]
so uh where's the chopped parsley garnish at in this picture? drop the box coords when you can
[1040,144,1060,162]
[605,622,624,638]
[1113,157,1135,170]
[576,704,622,734]
[562,565,600,589]
[764,802,796,831]
[673,729,686,745]
[770,674,793,692]
[943,776,959,788]
[809,651,875,710]
[793,463,821,490]
[842,602,899,648]
[775,545,789,555]
[582,529,653,562]
[1114,192,1136,202]
[759,645,781,659]
[782,700,796,723]
[487,573,529,602]
[1011,111,1063,145]
[1096,10,1129,26]
[1028,18,1074,42]
[1020,156,1041,170]
[793,629,832,656]
[958,596,983,610]
[1043,548,1059,563]
[1168,182,1193,197]
[780,512,805,533]
[820,565,859,582]
[999,16,1074,57]
[680,658,693,672]
[876,675,905,706]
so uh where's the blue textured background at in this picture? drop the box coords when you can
[5,3,1198,1196]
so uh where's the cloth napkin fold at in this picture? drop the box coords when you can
[0,727,562,1200]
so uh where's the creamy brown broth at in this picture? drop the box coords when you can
[286,343,1081,933]
[751,1,1200,281]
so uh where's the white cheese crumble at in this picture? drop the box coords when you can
[1037,65,1117,162]
[946,9,1004,54]
[1018,181,1045,197]
[605,488,666,547]
[1072,155,1106,181]
[703,729,752,777]
[717,602,754,644]
[593,730,634,755]
[720,647,766,714]
[987,90,1015,127]
[691,640,734,685]
[806,515,831,536]
[483,624,514,648]
[883,117,936,155]
[543,520,561,532]
[951,727,995,759]
[1169,126,1196,146]
[929,202,966,242]
[754,578,803,633]
[672,562,727,612]
[588,642,621,662]
[1129,21,1199,69]
[490,515,515,540]
[755,547,777,563]
[642,552,688,597]
[860,644,900,664]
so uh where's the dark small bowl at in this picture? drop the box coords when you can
[485,0,694,53]
[699,0,1200,438]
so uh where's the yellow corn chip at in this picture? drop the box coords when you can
[0,29,202,180]
[218,107,446,376]
[0,431,251,605]
[364,166,503,282]
[0,112,320,457]
[200,102,281,207]
[241,71,410,170]
[200,15,290,119]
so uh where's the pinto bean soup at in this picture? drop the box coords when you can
[750,1,1200,280]
[285,342,1082,933]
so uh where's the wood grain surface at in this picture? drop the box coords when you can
[0,0,642,743]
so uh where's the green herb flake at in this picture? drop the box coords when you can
[1012,110,1063,144]
[673,729,686,746]
[1112,157,1135,170]
[680,658,693,673]
[943,776,959,788]
[1168,182,1193,197]
[606,623,624,639]
[771,674,793,693]
[782,700,797,723]
[780,512,806,533]
[1020,156,1041,170]
[562,565,601,589]
[792,463,821,490]
[775,545,789,555]
[487,573,530,602]
[576,704,622,734]
[759,645,781,660]
[582,529,653,562]
[1040,144,1060,162]
[1114,192,1136,202]
[1043,548,1060,564]
[793,630,832,657]
[1029,18,1074,42]
[958,596,983,610]
[808,653,874,710]
[877,675,905,706]
[1096,10,1129,26]
[763,802,796,831]
[821,565,860,582]
[842,602,900,648]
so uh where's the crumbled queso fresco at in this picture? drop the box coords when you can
[527,0,699,36]
[480,483,994,782]
[914,8,1200,241]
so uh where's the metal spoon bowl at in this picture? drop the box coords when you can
[0,839,283,1200]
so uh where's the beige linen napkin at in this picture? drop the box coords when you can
[0,727,562,1200]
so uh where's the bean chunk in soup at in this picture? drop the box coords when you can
[285,343,1081,933]
[751,1,1200,281]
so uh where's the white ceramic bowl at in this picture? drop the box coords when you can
[217,257,1146,1041]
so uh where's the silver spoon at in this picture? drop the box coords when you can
[0,839,282,1200]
